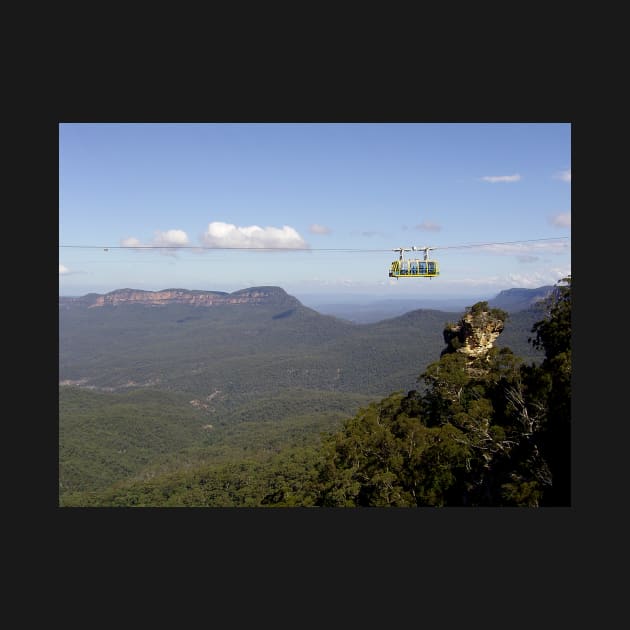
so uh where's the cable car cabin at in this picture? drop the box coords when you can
[389,258,439,278]
[389,247,439,278]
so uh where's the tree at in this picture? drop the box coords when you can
[312,286,571,507]
[527,276,571,505]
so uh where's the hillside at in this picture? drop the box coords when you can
[60,287,446,398]
[59,285,547,505]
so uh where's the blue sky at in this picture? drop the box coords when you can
[59,123,571,300]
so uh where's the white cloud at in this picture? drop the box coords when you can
[550,212,571,227]
[121,230,190,253]
[153,229,190,246]
[121,237,143,248]
[481,174,522,183]
[59,264,69,275]
[553,169,571,182]
[414,221,442,232]
[309,223,332,235]
[506,268,571,288]
[201,221,308,249]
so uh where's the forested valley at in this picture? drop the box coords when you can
[59,279,570,507]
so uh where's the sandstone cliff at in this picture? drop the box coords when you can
[441,301,507,359]
[59,286,298,309]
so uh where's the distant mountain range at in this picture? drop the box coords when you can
[300,286,553,324]
[59,285,545,400]
[488,286,554,313]
[59,286,452,398]
[59,284,554,322]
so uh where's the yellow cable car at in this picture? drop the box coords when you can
[389,247,439,278]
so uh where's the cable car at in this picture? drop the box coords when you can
[389,247,439,278]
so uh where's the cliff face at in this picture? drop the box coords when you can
[442,303,506,359]
[59,286,298,308]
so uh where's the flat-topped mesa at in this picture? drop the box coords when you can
[92,288,227,307]
[441,301,507,360]
[60,286,298,308]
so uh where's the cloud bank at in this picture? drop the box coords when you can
[120,230,190,256]
[153,229,189,246]
[201,222,308,249]
[121,222,308,252]
[121,237,143,248]
[59,264,69,275]
[121,230,191,252]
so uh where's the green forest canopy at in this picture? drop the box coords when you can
[61,277,571,507]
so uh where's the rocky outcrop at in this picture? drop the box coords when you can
[442,302,507,359]
[59,286,298,308]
